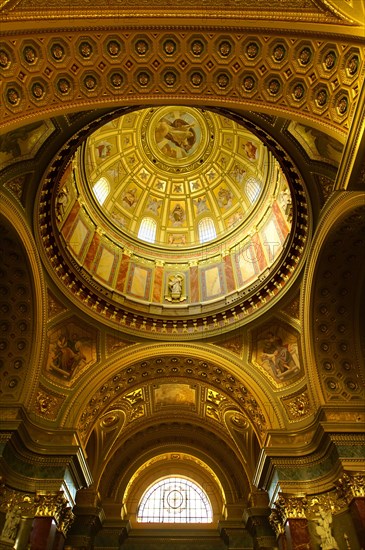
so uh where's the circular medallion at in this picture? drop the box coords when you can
[145,106,210,168]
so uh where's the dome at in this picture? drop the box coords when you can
[39,106,309,339]
[81,106,273,248]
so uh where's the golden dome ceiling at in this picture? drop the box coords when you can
[81,106,272,248]
[37,106,310,339]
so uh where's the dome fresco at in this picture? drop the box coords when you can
[81,106,284,248]
[43,106,308,338]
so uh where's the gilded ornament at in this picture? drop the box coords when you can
[0,49,11,69]
[316,89,328,107]
[163,39,176,55]
[245,42,259,59]
[84,75,97,90]
[346,54,359,76]
[191,40,204,56]
[269,508,285,536]
[218,41,231,57]
[293,83,305,100]
[79,41,93,58]
[336,472,365,501]
[327,379,338,390]
[274,494,307,521]
[337,96,348,115]
[57,78,71,94]
[164,71,177,86]
[345,379,358,391]
[137,71,150,86]
[298,46,312,65]
[287,392,311,418]
[191,72,203,86]
[23,45,37,64]
[6,87,20,106]
[51,43,65,61]
[268,78,280,95]
[273,44,285,61]
[110,72,123,88]
[324,50,336,70]
[135,39,148,55]
[243,76,255,91]
[107,40,121,56]
[217,73,229,88]
[32,82,45,99]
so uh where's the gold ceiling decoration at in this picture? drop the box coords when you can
[82,106,272,247]
[36,106,310,339]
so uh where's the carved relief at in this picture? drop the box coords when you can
[282,389,312,421]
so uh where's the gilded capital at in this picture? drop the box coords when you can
[34,491,74,533]
[336,472,365,503]
[268,508,285,537]
[274,494,307,522]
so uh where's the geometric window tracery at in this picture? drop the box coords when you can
[137,476,213,523]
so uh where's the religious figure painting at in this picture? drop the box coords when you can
[252,323,302,385]
[153,109,201,160]
[0,120,55,169]
[46,319,97,383]
[287,121,344,167]
[154,383,196,408]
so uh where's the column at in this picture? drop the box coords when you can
[269,509,287,550]
[29,492,74,550]
[245,491,277,550]
[337,472,365,545]
[271,495,312,550]
[65,488,103,548]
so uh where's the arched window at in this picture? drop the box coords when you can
[246,177,261,203]
[198,217,216,243]
[93,177,110,205]
[137,477,213,523]
[138,217,157,243]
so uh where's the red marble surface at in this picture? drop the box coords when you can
[190,265,199,303]
[61,201,80,240]
[84,232,101,271]
[115,254,130,292]
[272,200,289,241]
[252,232,267,271]
[285,518,312,550]
[29,517,57,549]
[224,254,236,293]
[350,497,365,545]
[152,265,164,302]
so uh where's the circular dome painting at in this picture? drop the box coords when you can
[38,106,309,339]
[80,106,273,248]
[147,106,208,165]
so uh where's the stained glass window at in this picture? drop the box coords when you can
[137,477,213,523]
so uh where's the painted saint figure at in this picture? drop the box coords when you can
[155,115,197,159]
